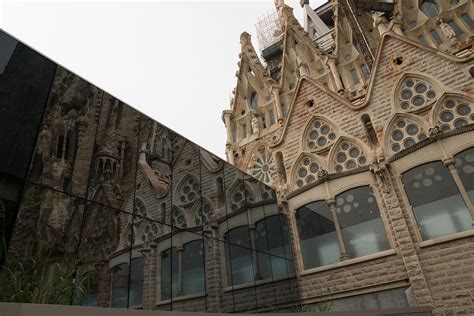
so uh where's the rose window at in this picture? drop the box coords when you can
[171,208,187,228]
[398,78,438,111]
[141,222,157,244]
[305,119,337,151]
[134,199,147,218]
[295,156,320,188]
[333,142,367,173]
[178,176,200,205]
[251,154,272,184]
[195,200,213,226]
[436,98,474,132]
[389,118,427,154]
[230,182,254,212]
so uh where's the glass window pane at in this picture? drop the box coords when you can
[402,161,471,240]
[448,21,463,36]
[256,215,294,279]
[182,240,205,295]
[161,247,178,300]
[336,186,390,258]
[461,14,474,29]
[430,29,443,45]
[129,257,144,307]
[224,226,254,286]
[295,201,339,269]
[455,147,474,203]
[111,263,130,308]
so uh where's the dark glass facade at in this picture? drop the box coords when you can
[0,31,299,312]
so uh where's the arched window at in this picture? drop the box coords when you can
[251,153,272,184]
[129,257,144,308]
[304,117,337,152]
[111,263,129,308]
[161,247,178,300]
[195,199,213,226]
[182,240,205,295]
[455,147,474,203]
[420,0,439,17]
[176,175,200,205]
[386,116,428,154]
[335,186,390,258]
[330,139,368,173]
[171,207,187,228]
[161,240,205,299]
[260,183,276,201]
[224,226,254,286]
[295,201,339,269]
[134,198,147,218]
[255,215,294,279]
[397,76,438,112]
[250,91,259,109]
[434,96,474,132]
[229,181,254,212]
[402,161,472,240]
[292,154,322,189]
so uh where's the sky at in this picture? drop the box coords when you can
[0,0,325,159]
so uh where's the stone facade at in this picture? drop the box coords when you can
[222,0,474,314]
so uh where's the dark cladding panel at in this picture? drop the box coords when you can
[0,31,57,179]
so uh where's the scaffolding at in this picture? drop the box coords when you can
[255,10,284,52]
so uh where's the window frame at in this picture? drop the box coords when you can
[392,136,474,244]
[289,172,394,272]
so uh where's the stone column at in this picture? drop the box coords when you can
[270,86,284,126]
[443,157,474,220]
[176,245,184,296]
[326,198,349,260]
[326,55,344,93]
[249,224,262,280]
[222,110,234,146]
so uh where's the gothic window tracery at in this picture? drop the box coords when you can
[293,154,322,189]
[386,116,428,155]
[134,199,147,218]
[176,175,200,205]
[141,222,158,245]
[171,207,187,229]
[397,76,438,112]
[230,181,254,212]
[195,199,213,226]
[331,139,368,173]
[251,153,272,184]
[433,95,474,131]
[304,118,337,152]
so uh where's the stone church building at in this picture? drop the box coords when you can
[221,0,474,314]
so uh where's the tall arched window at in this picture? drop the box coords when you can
[255,215,294,279]
[295,201,339,269]
[134,198,147,218]
[129,257,144,307]
[420,0,439,17]
[250,91,259,109]
[111,263,129,308]
[335,186,390,258]
[160,240,205,300]
[224,226,254,286]
[182,240,205,295]
[455,147,474,203]
[402,161,472,240]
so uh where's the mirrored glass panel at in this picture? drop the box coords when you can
[455,147,474,203]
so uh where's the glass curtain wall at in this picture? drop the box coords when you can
[0,30,299,313]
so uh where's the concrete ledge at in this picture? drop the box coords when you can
[0,303,432,316]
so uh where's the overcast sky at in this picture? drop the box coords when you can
[0,0,324,159]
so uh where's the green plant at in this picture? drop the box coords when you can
[0,239,89,305]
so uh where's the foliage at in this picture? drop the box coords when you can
[0,239,90,305]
